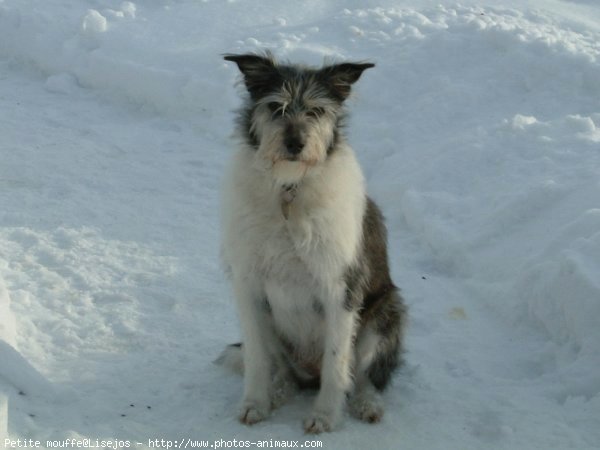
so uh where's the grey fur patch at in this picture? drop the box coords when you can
[312,298,324,316]
[262,296,272,313]
[343,198,407,391]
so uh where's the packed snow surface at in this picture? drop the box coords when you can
[0,0,599,449]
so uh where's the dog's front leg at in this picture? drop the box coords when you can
[233,276,272,425]
[304,283,357,433]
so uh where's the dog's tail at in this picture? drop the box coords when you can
[213,342,244,375]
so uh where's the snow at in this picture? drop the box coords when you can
[0,280,16,349]
[0,0,599,448]
[81,10,108,36]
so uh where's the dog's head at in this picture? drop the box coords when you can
[225,52,374,184]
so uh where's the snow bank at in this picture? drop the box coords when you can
[0,276,55,407]
[514,210,600,351]
[0,340,54,398]
[0,2,198,116]
[0,391,6,441]
[0,279,16,349]
[0,281,11,440]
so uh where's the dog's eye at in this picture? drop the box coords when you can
[267,102,280,113]
[306,107,326,118]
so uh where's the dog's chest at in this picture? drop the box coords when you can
[247,192,332,282]
[264,276,325,362]
[249,202,328,355]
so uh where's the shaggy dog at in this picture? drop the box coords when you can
[218,52,406,433]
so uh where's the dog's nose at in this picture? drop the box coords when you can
[285,137,304,155]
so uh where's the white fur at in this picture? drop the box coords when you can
[221,139,367,431]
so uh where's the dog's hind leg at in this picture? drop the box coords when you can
[348,377,384,423]
[348,326,385,423]
[349,289,405,422]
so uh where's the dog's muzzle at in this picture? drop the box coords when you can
[284,122,306,157]
[284,136,304,157]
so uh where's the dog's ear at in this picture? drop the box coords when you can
[318,62,375,101]
[224,53,280,100]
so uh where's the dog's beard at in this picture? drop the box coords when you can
[271,159,313,184]
[255,138,323,185]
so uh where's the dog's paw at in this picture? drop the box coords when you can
[239,401,269,425]
[349,397,384,423]
[303,411,334,434]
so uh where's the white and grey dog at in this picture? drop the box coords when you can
[218,52,406,433]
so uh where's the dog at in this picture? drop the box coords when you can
[217,51,406,434]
